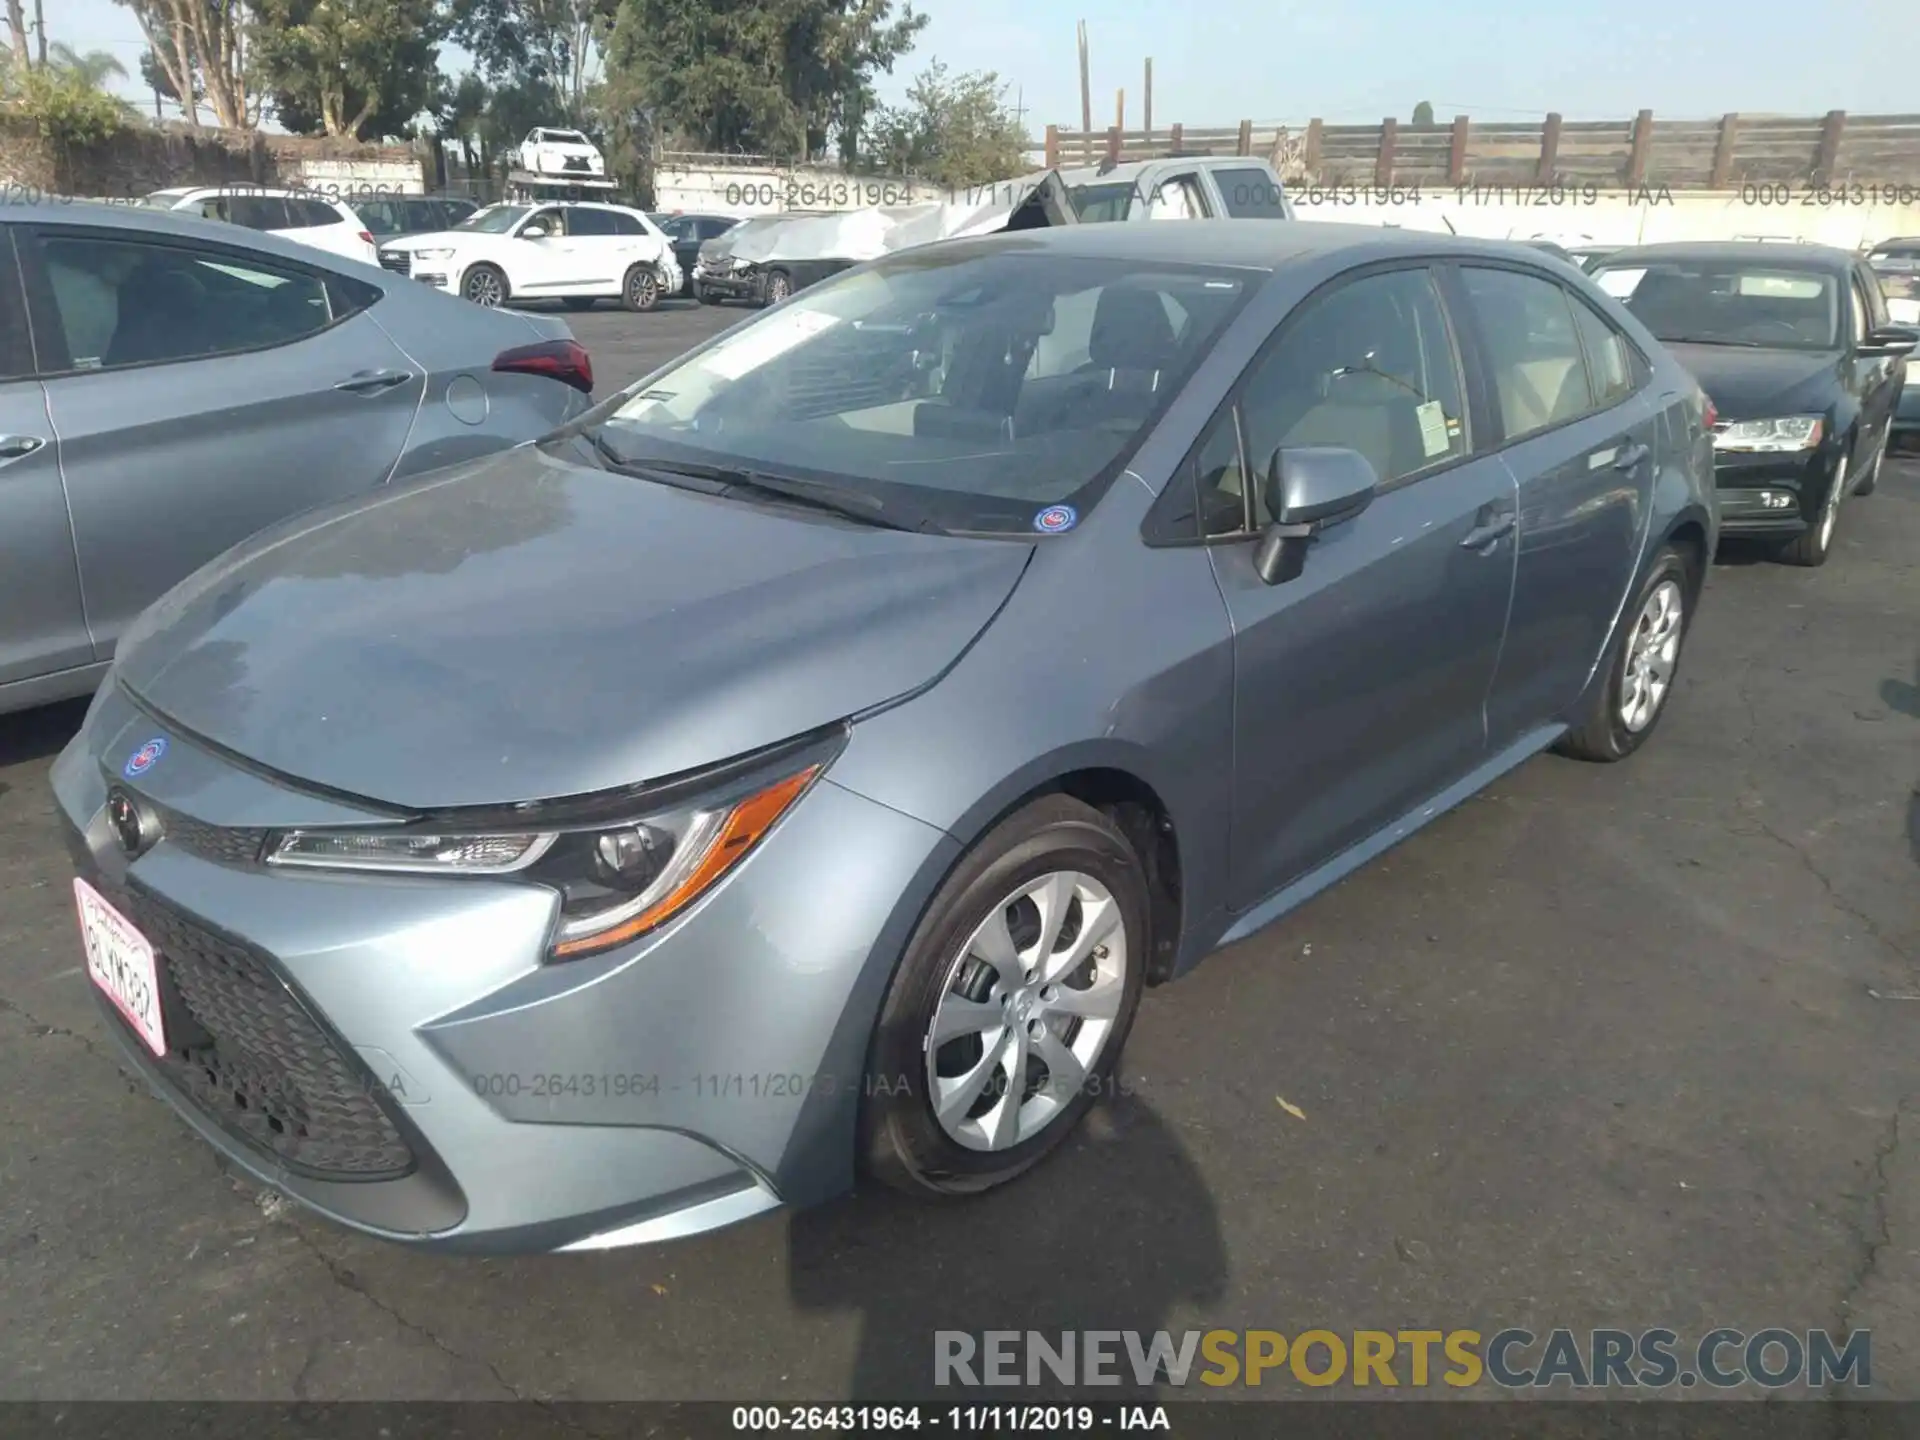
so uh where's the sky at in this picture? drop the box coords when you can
[48,0,1919,133]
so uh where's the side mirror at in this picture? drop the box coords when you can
[1252,446,1379,586]
[522,224,549,239]
[1862,324,1919,356]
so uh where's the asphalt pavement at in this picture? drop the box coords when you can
[1,299,1915,1401]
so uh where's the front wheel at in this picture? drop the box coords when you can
[1554,544,1694,762]
[762,270,792,306]
[1780,444,1851,567]
[860,795,1150,1197]
[1853,435,1884,496]
[621,265,661,312]
[461,264,508,308]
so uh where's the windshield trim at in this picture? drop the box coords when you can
[553,248,1266,537]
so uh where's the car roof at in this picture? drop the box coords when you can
[1593,239,1856,272]
[893,219,1605,274]
[0,198,380,269]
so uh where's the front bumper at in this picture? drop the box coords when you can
[1710,445,1833,537]
[694,266,764,302]
[53,684,956,1253]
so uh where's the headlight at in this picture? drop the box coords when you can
[1712,415,1824,452]
[413,247,454,260]
[266,737,837,959]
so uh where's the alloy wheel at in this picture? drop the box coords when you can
[924,871,1128,1153]
[629,270,657,309]
[464,269,503,307]
[1818,450,1850,551]
[1619,578,1684,733]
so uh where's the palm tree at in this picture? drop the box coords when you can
[49,40,127,90]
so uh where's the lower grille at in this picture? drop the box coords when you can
[379,250,411,277]
[562,157,590,172]
[112,881,416,1181]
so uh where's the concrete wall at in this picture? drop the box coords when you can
[654,163,945,216]
[1288,187,1920,250]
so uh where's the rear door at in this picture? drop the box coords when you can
[0,227,92,690]
[19,223,426,659]
[1450,263,1664,747]
[1192,263,1519,904]
[567,206,630,290]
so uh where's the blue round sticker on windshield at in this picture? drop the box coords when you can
[1034,504,1078,534]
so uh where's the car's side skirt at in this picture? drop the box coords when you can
[1213,722,1567,951]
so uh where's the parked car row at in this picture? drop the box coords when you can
[14,175,1916,1257]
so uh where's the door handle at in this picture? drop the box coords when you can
[1460,511,1516,551]
[0,434,47,466]
[1612,441,1651,471]
[333,369,415,395]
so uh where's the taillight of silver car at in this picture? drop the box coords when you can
[493,339,594,394]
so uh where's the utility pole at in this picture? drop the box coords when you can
[1077,20,1091,148]
[1144,58,1152,139]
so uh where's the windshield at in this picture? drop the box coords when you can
[1592,261,1841,349]
[1070,182,1138,223]
[593,248,1253,534]
[457,205,529,234]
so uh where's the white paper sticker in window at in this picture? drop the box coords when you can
[1416,400,1452,458]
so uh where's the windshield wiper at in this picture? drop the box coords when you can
[583,438,931,533]
[1656,334,1769,348]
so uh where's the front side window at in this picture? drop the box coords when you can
[1460,266,1594,440]
[1592,259,1841,350]
[1233,266,1469,522]
[1147,175,1209,221]
[0,245,30,380]
[1214,167,1287,219]
[521,208,568,237]
[594,252,1253,534]
[33,233,332,372]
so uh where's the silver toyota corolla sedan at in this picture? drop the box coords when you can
[55,222,1718,1253]
[1,200,594,716]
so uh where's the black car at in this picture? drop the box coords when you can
[355,194,480,242]
[650,212,741,296]
[1591,242,1917,566]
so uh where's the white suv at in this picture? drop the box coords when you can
[377,201,680,311]
[519,128,606,177]
[143,187,379,265]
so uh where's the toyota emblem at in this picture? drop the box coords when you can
[106,788,155,858]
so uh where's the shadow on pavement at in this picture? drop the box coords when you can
[788,1093,1225,1401]
[0,698,89,772]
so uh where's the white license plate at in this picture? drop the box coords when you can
[75,877,167,1057]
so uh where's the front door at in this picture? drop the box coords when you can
[21,225,426,659]
[1206,264,1518,907]
[511,206,583,292]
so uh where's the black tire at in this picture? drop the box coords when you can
[561,296,596,312]
[1780,442,1852,567]
[860,795,1150,1198]
[461,263,508,308]
[621,264,661,313]
[1854,435,1883,496]
[762,270,792,306]
[1554,544,1695,763]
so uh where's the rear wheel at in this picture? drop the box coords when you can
[860,796,1149,1197]
[461,263,508,308]
[621,265,661,312]
[1555,544,1694,763]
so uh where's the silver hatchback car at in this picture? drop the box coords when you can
[56,223,1717,1253]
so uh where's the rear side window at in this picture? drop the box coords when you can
[568,208,618,236]
[611,211,645,236]
[224,195,293,230]
[292,198,342,228]
[30,232,335,372]
[1569,297,1637,409]
[1214,167,1287,218]
[1459,267,1594,441]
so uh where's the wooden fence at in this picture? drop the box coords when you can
[1041,112,1920,191]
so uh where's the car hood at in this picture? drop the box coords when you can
[113,446,1033,810]
[1663,342,1842,420]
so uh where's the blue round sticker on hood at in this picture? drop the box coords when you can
[1034,504,1078,534]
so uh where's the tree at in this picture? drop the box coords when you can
[49,42,129,89]
[138,43,202,115]
[1412,100,1434,127]
[450,0,614,124]
[247,0,447,139]
[112,0,252,128]
[864,60,1023,187]
[602,0,925,159]
[4,0,28,71]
